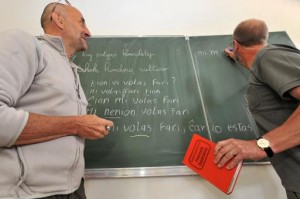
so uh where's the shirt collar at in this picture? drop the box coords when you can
[41,34,67,57]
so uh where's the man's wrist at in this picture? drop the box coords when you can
[256,137,274,157]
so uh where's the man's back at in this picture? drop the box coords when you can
[248,44,300,192]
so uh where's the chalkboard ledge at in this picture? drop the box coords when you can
[85,166,195,178]
[84,162,270,178]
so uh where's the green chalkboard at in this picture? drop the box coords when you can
[188,32,294,142]
[71,32,294,174]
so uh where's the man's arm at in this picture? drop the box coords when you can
[214,86,300,169]
[15,112,113,145]
[263,86,300,152]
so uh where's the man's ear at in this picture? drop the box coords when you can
[233,39,239,50]
[51,12,64,30]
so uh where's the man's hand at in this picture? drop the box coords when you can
[214,138,266,169]
[224,47,235,61]
[74,115,113,139]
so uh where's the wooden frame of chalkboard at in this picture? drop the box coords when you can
[71,32,294,178]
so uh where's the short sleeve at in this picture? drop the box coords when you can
[256,47,300,99]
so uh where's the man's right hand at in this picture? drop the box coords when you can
[75,114,114,139]
[224,47,235,61]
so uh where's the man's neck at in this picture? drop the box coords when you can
[242,44,266,69]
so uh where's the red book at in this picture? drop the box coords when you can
[182,133,243,195]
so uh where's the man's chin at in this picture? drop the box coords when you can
[81,46,88,51]
[78,44,88,52]
[80,39,88,51]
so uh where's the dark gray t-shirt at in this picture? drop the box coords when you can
[248,44,300,192]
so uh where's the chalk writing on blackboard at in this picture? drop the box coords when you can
[71,32,293,170]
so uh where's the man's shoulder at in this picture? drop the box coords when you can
[0,29,40,52]
[0,29,38,44]
[1,29,34,38]
[261,44,300,55]
[257,44,300,61]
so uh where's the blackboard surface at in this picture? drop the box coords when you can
[72,32,294,172]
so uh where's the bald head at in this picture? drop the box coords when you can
[233,19,269,47]
[40,3,70,30]
[40,2,91,58]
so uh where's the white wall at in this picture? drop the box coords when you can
[2,0,300,47]
[2,0,300,198]
[85,165,285,199]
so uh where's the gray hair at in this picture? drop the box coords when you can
[233,19,269,47]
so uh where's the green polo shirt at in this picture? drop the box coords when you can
[248,44,300,192]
